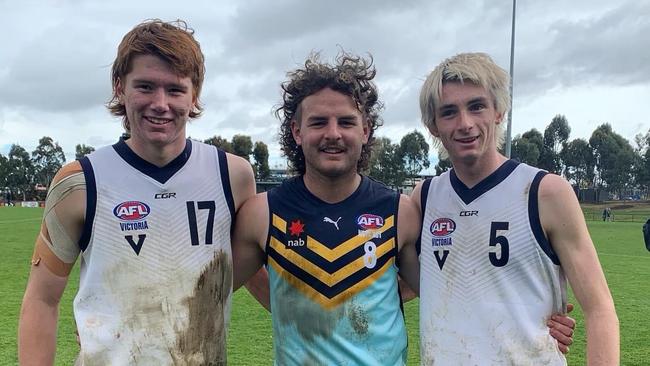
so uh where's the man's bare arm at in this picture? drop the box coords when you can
[19,264,70,365]
[540,174,619,365]
[19,163,85,365]
[397,194,421,297]
[244,268,271,312]
[226,153,256,212]
[226,154,271,310]
[232,193,268,293]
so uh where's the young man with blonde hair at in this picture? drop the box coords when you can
[415,52,619,365]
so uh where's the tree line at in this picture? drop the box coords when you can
[509,116,650,198]
[431,116,650,198]
[2,120,648,201]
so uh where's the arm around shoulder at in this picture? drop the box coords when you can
[539,174,619,365]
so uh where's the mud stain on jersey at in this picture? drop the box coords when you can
[524,181,531,197]
[275,281,344,342]
[174,250,232,365]
[346,300,369,337]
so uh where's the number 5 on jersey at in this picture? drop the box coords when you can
[489,221,509,267]
[433,221,510,270]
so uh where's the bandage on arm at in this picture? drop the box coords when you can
[32,162,86,277]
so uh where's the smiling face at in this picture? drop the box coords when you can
[430,81,503,168]
[117,54,195,159]
[291,88,369,181]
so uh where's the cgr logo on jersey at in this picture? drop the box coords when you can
[430,218,455,246]
[154,192,176,199]
[460,210,478,217]
[113,201,150,231]
[357,214,383,239]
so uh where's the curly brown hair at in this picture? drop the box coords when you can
[107,19,205,132]
[276,51,383,175]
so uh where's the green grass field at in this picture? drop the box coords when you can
[1,205,649,365]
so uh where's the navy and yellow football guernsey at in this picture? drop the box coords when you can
[266,175,407,366]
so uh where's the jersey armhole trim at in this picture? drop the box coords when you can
[78,157,96,252]
[416,178,432,256]
[394,189,407,320]
[393,191,401,269]
[529,171,561,265]
[217,149,236,232]
[263,192,273,266]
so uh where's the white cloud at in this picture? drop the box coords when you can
[1,0,648,167]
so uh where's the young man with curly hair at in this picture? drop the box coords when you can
[232,52,421,365]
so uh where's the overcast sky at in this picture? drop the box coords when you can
[1,0,649,171]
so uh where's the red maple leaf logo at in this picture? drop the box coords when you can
[289,220,305,237]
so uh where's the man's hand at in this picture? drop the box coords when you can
[548,303,576,354]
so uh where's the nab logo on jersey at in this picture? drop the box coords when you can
[113,201,151,221]
[287,219,306,247]
[357,214,384,230]
[430,218,456,237]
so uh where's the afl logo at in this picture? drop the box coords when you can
[430,218,456,237]
[357,214,384,230]
[113,201,151,221]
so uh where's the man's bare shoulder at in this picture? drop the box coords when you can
[397,194,421,250]
[225,152,255,210]
[410,179,426,209]
[538,173,575,202]
[537,172,586,241]
[47,161,86,215]
[234,192,269,251]
[225,152,254,183]
[398,194,419,217]
[51,160,85,186]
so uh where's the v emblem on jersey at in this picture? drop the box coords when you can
[434,249,449,270]
[125,234,146,255]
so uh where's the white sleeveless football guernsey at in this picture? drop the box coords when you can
[75,139,235,365]
[419,160,567,365]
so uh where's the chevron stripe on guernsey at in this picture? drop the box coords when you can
[268,213,396,309]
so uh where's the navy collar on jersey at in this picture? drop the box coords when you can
[450,159,520,205]
[112,138,192,184]
[296,174,368,206]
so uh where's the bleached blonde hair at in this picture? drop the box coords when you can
[419,52,510,154]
